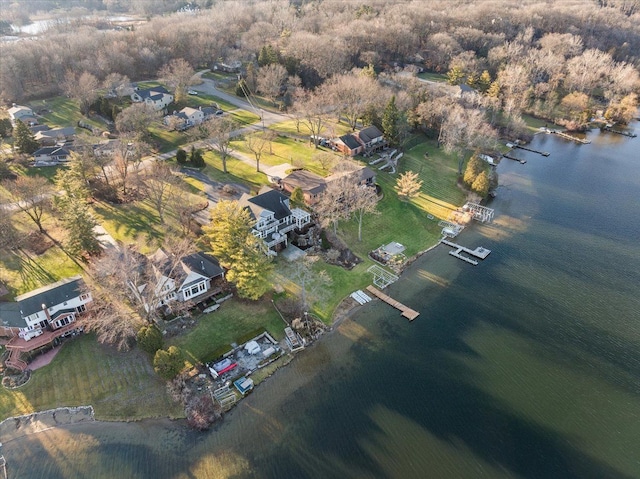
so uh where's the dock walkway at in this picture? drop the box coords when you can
[440,239,491,259]
[366,286,419,321]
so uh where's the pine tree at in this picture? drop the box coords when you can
[463,155,485,187]
[14,119,39,154]
[382,95,400,146]
[59,198,100,257]
[447,66,465,85]
[478,70,492,93]
[471,170,490,197]
[137,324,163,355]
[176,148,187,164]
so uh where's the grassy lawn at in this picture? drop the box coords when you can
[29,97,105,130]
[148,122,188,152]
[268,119,353,138]
[418,71,448,82]
[169,299,285,364]
[0,214,84,296]
[91,197,200,254]
[0,334,182,421]
[203,150,267,190]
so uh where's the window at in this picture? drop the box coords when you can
[77,304,86,313]
[191,286,199,296]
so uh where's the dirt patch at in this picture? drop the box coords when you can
[24,231,53,254]
[0,406,95,442]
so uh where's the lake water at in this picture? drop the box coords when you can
[3,121,640,478]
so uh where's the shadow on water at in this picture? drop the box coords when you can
[237,287,638,479]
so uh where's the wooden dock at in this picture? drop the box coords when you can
[366,285,419,321]
[547,129,591,144]
[502,154,527,164]
[602,126,637,138]
[514,145,550,156]
[440,239,491,259]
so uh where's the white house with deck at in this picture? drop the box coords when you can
[239,189,312,255]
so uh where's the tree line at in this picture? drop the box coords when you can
[2,0,639,103]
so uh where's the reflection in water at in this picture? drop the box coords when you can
[3,122,640,478]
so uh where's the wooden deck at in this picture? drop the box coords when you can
[440,239,491,259]
[366,285,419,321]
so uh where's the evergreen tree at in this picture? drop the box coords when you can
[137,324,163,355]
[0,118,12,140]
[153,346,184,380]
[290,186,305,206]
[382,95,400,146]
[226,235,273,300]
[59,198,100,257]
[258,45,278,67]
[478,70,492,93]
[14,119,39,154]
[446,66,465,85]
[463,154,485,187]
[471,170,490,197]
[176,148,187,164]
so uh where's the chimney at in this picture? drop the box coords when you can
[42,303,51,324]
[201,260,205,271]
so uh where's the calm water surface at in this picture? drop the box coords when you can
[4,122,640,478]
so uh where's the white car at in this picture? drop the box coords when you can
[24,329,43,341]
[188,90,198,95]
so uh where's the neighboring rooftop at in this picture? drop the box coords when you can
[15,276,85,317]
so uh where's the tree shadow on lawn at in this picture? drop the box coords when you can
[93,202,164,248]
[13,249,58,290]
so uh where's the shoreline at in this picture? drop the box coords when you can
[1,237,449,434]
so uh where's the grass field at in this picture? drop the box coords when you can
[202,150,267,190]
[418,71,448,83]
[268,119,353,138]
[29,97,106,131]
[169,299,285,364]
[0,334,182,421]
[0,213,84,296]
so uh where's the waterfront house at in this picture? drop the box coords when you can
[239,189,312,255]
[129,250,225,311]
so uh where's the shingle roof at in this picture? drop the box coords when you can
[339,134,362,150]
[358,125,384,143]
[240,190,292,221]
[15,276,85,317]
[0,302,24,328]
[181,252,224,279]
[282,169,327,195]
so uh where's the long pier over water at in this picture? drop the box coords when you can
[366,286,420,321]
[440,239,491,266]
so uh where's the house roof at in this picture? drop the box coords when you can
[358,125,384,143]
[136,86,170,100]
[8,105,32,116]
[181,252,224,280]
[34,127,76,140]
[33,146,70,157]
[180,107,200,117]
[30,125,51,133]
[339,134,362,150]
[0,302,24,328]
[15,276,86,317]
[282,169,327,195]
[239,190,292,221]
[326,165,376,185]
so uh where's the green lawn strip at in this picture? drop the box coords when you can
[229,109,261,126]
[0,213,83,296]
[202,150,267,190]
[29,97,105,130]
[169,299,285,364]
[417,71,448,82]
[148,123,189,153]
[0,334,182,421]
[268,119,353,138]
[185,94,236,113]
[91,199,167,253]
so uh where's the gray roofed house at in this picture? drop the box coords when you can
[239,189,312,254]
[0,302,24,329]
[33,145,71,166]
[33,126,76,145]
[16,276,86,318]
[357,126,385,146]
[131,85,174,111]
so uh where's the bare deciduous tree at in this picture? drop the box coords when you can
[115,103,161,136]
[245,132,267,172]
[2,176,53,233]
[257,63,288,105]
[62,70,99,115]
[143,161,179,224]
[159,58,195,103]
[190,117,237,173]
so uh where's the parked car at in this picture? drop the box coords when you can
[188,90,198,95]
[23,329,43,341]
